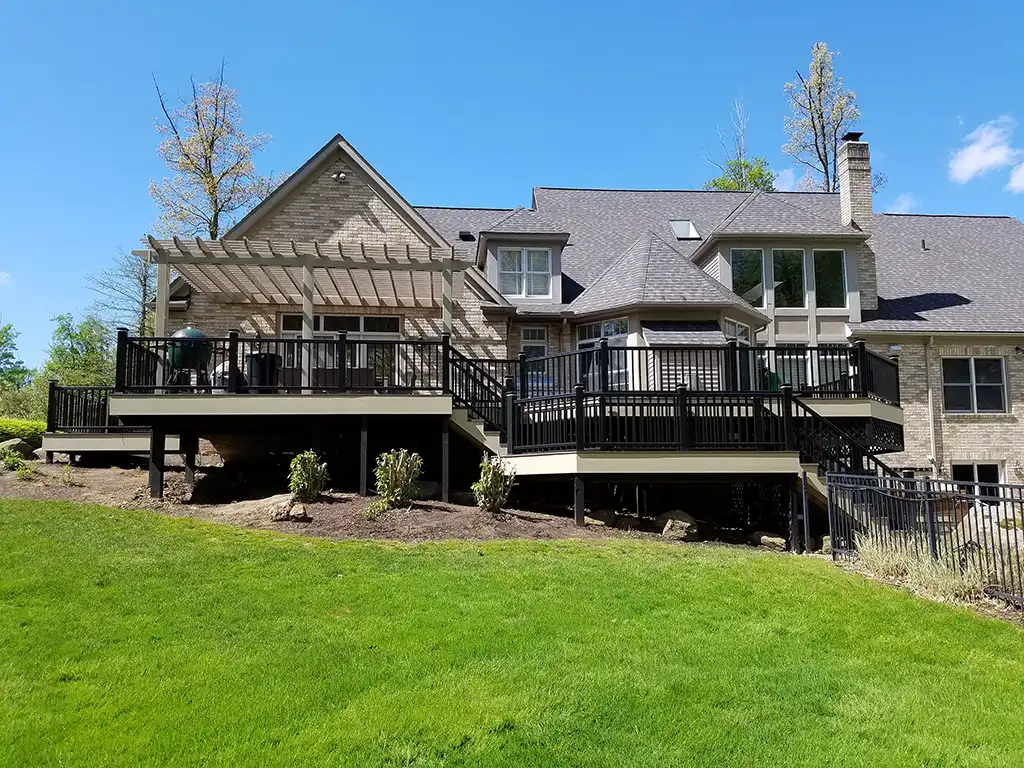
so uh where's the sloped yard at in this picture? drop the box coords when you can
[2,499,1023,767]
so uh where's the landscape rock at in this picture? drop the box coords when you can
[33,448,48,461]
[583,515,607,527]
[588,508,618,527]
[749,531,787,551]
[450,490,476,506]
[289,502,311,522]
[417,480,441,500]
[655,510,699,541]
[0,438,34,459]
[820,535,831,555]
[269,496,293,522]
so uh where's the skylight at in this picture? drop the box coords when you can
[669,220,700,240]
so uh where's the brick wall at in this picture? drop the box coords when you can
[869,337,1024,483]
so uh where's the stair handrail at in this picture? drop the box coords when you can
[449,348,507,432]
[790,395,900,478]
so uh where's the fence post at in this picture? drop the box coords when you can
[46,379,58,432]
[801,470,811,554]
[504,381,516,453]
[923,477,939,561]
[227,330,239,394]
[517,351,528,398]
[337,332,347,393]
[725,339,739,390]
[676,383,690,450]
[889,354,901,403]
[856,340,869,398]
[598,338,610,393]
[441,333,451,394]
[575,383,585,451]
[781,384,796,451]
[114,328,128,392]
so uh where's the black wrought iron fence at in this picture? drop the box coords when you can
[827,473,1024,603]
[46,383,145,433]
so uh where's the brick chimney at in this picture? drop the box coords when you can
[838,132,872,230]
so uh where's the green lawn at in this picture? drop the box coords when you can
[2,501,1023,767]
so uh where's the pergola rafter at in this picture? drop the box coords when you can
[135,236,470,338]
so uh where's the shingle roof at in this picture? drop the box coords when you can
[856,213,1024,334]
[482,206,566,235]
[416,206,514,245]
[568,231,756,315]
[642,321,727,345]
[714,191,860,237]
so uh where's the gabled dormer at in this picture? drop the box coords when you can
[475,207,570,305]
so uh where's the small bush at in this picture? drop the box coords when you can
[58,464,81,487]
[1,449,25,472]
[472,456,517,514]
[288,450,329,503]
[0,418,46,450]
[373,448,423,512]
[15,464,35,481]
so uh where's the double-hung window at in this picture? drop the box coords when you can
[941,357,1006,413]
[951,463,1001,504]
[498,248,551,298]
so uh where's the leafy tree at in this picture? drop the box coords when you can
[704,99,776,192]
[0,323,31,391]
[150,61,285,239]
[85,248,157,337]
[39,314,115,387]
[783,42,886,193]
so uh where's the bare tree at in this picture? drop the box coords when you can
[783,42,886,193]
[149,60,285,239]
[703,99,777,192]
[85,248,157,336]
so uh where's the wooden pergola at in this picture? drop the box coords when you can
[133,236,473,338]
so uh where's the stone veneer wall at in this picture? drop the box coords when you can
[868,337,1024,483]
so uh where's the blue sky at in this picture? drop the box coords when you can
[1,0,1022,366]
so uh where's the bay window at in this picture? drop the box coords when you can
[577,317,629,389]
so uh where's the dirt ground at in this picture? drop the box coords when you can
[0,458,642,543]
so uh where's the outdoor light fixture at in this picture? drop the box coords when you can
[331,171,347,183]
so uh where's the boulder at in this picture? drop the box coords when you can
[820,535,831,555]
[655,510,699,541]
[289,502,311,522]
[749,531,787,551]
[0,438,34,459]
[417,480,441,501]
[269,497,293,522]
[588,508,618,527]
[33,448,48,462]
[583,515,607,527]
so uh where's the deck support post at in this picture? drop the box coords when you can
[182,433,199,487]
[441,416,450,503]
[359,416,369,496]
[573,475,586,527]
[676,383,689,450]
[781,384,796,451]
[149,424,166,499]
[301,263,314,391]
[855,340,869,398]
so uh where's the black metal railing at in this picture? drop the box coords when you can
[450,348,505,432]
[506,385,793,455]
[502,340,899,405]
[828,473,1024,603]
[116,330,445,394]
[791,397,899,479]
[46,382,146,434]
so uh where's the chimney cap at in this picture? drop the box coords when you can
[842,131,864,142]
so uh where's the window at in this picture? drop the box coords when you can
[577,318,629,389]
[772,249,805,308]
[952,463,1001,504]
[280,314,402,376]
[497,247,551,298]
[669,220,700,240]
[723,319,751,346]
[280,315,400,336]
[941,357,1006,413]
[730,249,764,307]
[521,327,547,359]
[814,250,846,308]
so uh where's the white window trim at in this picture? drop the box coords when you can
[771,247,807,310]
[497,247,552,299]
[729,248,765,309]
[520,326,548,356]
[723,318,752,346]
[940,356,1008,414]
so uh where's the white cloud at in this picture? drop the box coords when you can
[956,116,965,126]
[775,168,796,192]
[948,116,1021,183]
[0,271,11,287]
[1008,163,1024,193]
[886,193,919,214]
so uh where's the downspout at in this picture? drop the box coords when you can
[924,335,939,477]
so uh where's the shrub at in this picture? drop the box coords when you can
[15,464,35,481]
[0,449,25,472]
[372,448,423,512]
[288,450,329,503]
[472,456,517,514]
[58,463,81,487]
[0,418,46,450]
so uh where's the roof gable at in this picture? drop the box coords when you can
[714,191,857,237]
[482,206,567,235]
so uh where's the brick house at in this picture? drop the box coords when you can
[45,129,1017,533]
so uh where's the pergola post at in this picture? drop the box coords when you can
[301,263,315,390]
[441,249,454,335]
[155,260,170,337]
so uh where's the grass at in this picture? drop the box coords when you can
[2,500,1024,767]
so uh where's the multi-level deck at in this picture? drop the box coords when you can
[44,332,904,517]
